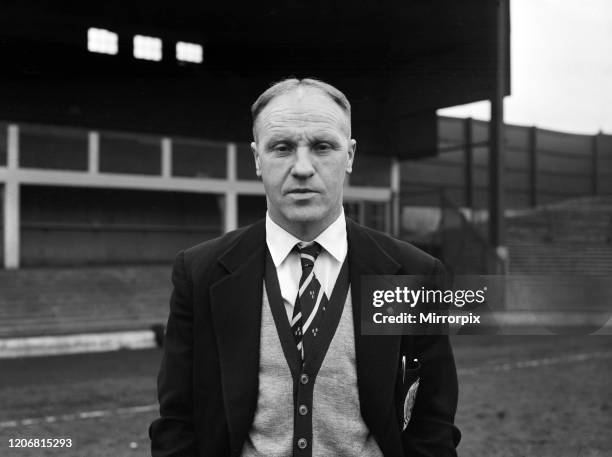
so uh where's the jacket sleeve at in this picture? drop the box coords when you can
[401,259,461,456]
[149,251,198,457]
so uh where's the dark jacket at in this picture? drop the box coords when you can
[149,218,460,456]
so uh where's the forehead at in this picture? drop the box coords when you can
[255,88,350,138]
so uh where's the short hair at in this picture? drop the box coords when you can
[251,78,352,139]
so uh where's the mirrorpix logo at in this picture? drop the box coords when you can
[370,285,486,327]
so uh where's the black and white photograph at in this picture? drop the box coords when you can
[1,1,611,456]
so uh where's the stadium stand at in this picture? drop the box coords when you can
[0,266,169,338]
[507,196,612,275]
[1,117,610,338]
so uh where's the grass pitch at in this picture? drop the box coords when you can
[1,335,610,456]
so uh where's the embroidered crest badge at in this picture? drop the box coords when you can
[402,378,420,431]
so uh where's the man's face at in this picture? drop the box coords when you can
[251,87,356,237]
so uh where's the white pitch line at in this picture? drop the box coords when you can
[458,350,612,376]
[2,351,611,429]
[0,404,157,429]
[0,330,157,359]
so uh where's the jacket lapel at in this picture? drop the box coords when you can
[209,220,265,455]
[346,219,403,452]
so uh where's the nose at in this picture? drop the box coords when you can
[291,146,315,178]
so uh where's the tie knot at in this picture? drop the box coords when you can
[296,242,322,270]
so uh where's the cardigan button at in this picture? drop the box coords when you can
[298,404,308,415]
[297,438,308,449]
[300,374,309,384]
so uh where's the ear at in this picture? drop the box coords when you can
[251,142,262,177]
[346,139,356,174]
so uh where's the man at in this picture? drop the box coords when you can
[149,78,460,456]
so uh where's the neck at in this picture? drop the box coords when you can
[285,222,326,242]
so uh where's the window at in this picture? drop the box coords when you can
[176,42,203,63]
[236,143,258,180]
[133,35,162,61]
[172,139,226,178]
[0,122,6,166]
[19,124,88,171]
[87,28,118,55]
[99,132,161,175]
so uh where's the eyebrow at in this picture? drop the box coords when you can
[263,132,343,147]
[264,133,297,146]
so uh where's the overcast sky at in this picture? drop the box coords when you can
[438,0,612,135]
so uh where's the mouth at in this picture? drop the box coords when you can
[286,188,318,195]
[286,188,319,200]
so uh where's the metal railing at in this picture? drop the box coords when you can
[438,193,504,274]
[400,186,504,274]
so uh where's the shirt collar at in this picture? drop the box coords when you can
[265,210,347,267]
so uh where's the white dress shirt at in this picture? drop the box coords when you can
[265,210,348,322]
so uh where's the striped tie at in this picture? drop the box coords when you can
[291,242,327,361]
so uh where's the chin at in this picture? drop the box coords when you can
[282,206,327,225]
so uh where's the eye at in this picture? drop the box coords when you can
[314,142,333,153]
[271,143,292,154]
